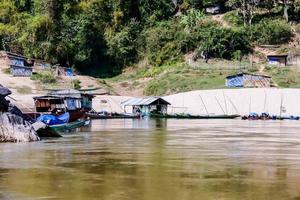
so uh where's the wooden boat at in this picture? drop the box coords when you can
[50,120,87,132]
[87,112,140,119]
[150,113,240,119]
[36,126,62,138]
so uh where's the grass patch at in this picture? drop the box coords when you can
[143,64,236,95]
[71,79,81,89]
[104,61,300,96]
[265,66,300,88]
[16,86,32,94]
[1,68,11,74]
[223,11,243,26]
[31,71,56,84]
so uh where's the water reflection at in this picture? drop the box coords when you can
[0,119,300,199]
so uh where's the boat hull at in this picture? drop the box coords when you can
[25,110,85,122]
[50,120,87,132]
[150,113,240,119]
[87,113,140,119]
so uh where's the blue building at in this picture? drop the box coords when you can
[267,55,287,66]
[226,73,271,88]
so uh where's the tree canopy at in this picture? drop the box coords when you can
[0,0,299,76]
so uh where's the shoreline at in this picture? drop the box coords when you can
[12,88,300,117]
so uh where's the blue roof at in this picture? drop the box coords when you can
[226,72,271,79]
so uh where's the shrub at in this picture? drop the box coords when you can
[223,11,243,26]
[144,79,168,96]
[251,19,292,45]
[1,68,10,74]
[195,26,251,60]
[180,8,205,31]
[139,20,187,66]
[31,71,56,84]
[71,79,81,89]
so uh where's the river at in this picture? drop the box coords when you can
[1,119,300,200]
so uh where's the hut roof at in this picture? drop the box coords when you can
[267,54,288,58]
[33,95,67,100]
[121,97,171,106]
[226,72,271,79]
[0,85,12,97]
[48,89,95,98]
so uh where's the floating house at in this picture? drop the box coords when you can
[226,73,271,88]
[48,89,94,111]
[267,55,288,66]
[33,89,94,121]
[121,97,171,116]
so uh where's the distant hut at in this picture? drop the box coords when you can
[32,59,51,73]
[267,55,288,66]
[10,65,33,77]
[287,54,300,66]
[0,51,33,77]
[121,97,171,116]
[54,65,74,77]
[0,51,53,76]
[226,73,271,88]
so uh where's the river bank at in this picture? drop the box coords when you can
[10,88,300,117]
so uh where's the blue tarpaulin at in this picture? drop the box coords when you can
[65,68,74,76]
[37,112,70,125]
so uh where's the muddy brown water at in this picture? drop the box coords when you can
[1,119,300,200]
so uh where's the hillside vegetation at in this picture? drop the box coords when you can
[1,0,300,95]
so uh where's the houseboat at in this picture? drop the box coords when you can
[122,97,171,117]
[33,89,94,122]
[121,97,240,119]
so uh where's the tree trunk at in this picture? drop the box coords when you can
[283,1,289,22]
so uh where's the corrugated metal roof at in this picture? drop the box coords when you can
[121,97,171,106]
[48,89,95,98]
[226,72,271,79]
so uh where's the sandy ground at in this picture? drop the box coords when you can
[92,88,300,117]
[164,88,300,116]
[2,66,300,116]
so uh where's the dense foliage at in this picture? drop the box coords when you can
[0,0,298,77]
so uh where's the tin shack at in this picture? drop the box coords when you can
[226,73,271,88]
[267,55,288,66]
[0,51,33,76]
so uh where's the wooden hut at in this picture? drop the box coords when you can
[121,97,171,116]
[10,65,33,77]
[0,51,33,76]
[267,55,288,66]
[33,59,51,73]
[226,73,271,88]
